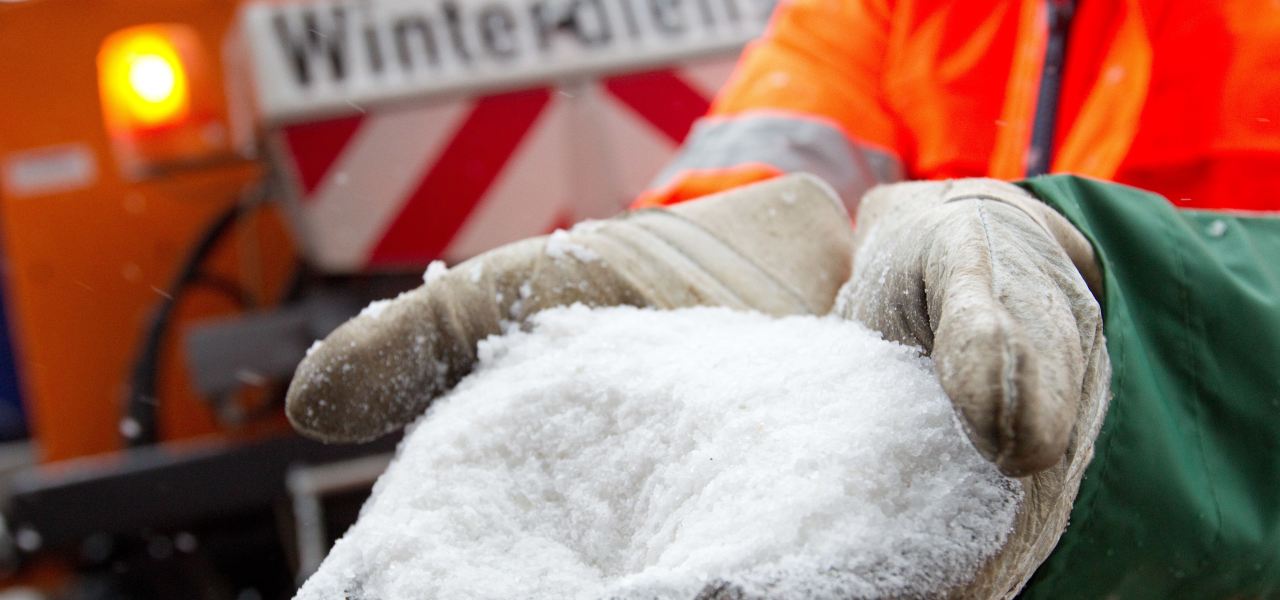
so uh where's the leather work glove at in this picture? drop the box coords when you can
[694,179,1111,600]
[829,179,1111,599]
[837,179,1107,477]
[286,174,854,442]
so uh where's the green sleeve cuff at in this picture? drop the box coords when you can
[1014,175,1280,598]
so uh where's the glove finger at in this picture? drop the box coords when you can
[927,199,1087,476]
[834,181,940,350]
[284,241,538,442]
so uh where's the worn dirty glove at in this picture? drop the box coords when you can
[835,179,1106,477]
[827,179,1111,598]
[287,174,853,442]
[695,179,1112,600]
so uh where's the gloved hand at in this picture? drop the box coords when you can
[836,179,1106,477]
[829,178,1111,599]
[288,175,1111,599]
[286,174,854,442]
[690,180,1110,600]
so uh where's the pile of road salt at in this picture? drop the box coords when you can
[296,306,1021,599]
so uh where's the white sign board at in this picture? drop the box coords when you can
[237,0,773,124]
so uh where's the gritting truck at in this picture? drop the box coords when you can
[0,0,769,596]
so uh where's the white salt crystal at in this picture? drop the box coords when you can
[358,299,392,320]
[423,260,448,285]
[118,417,142,440]
[14,528,41,552]
[304,340,324,359]
[1205,219,1228,238]
[507,281,535,319]
[297,306,1020,600]
[359,288,421,321]
[546,229,599,262]
[571,219,606,234]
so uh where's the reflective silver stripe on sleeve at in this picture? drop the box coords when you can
[650,113,903,209]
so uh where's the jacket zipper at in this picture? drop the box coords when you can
[1026,0,1075,176]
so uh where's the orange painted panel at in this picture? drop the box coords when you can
[0,0,297,461]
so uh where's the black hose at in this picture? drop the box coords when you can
[122,181,272,448]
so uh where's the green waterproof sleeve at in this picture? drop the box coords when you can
[1015,176,1280,598]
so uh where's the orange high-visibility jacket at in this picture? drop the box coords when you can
[637,0,1280,213]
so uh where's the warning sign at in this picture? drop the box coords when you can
[238,0,772,123]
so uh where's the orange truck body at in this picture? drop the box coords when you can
[0,0,754,463]
[0,0,296,462]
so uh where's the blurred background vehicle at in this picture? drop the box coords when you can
[0,0,769,597]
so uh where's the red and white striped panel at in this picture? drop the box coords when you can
[273,57,738,273]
